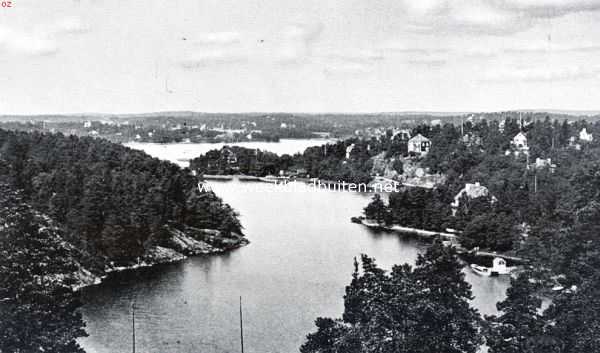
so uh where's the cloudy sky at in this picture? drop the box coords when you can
[1,0,600,114]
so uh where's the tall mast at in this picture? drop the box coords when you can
[519,112,523,130]
[132,302,136,353]
[239,296,245,353]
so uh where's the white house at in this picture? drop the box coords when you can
[569,136,581,150]
[451,182,495,215]
[510,132,529,155]
[345,143,355,159]
[535,158,557,173]
[512,132,528,150]
[580,128,593,142]
[498,120,506,133]
[408,134,431,156]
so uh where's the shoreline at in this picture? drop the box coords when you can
[123,136,335,146]
[356,218,525,264]
[71,228,249,292]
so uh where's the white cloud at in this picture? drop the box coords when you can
[497,0,600,17]
[50,17,91,35]
[376,41,450,66]
[179,31,249,69]
[397,0,600,35]
[0,17,89,57]
[319,52,379,76]
[179,49,246,69]
[193,32,241,45]
[463,41,600,57]
[0,26,58,56]
[379,41,449,54]
[321,49,383,63]
[323,61,373,76]
[484,65,600,82]
[277,22,323,63]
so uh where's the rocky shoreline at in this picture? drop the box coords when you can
[69,226,249,291]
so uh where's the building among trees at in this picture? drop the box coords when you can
[510,132,529,155]
[451,182,495,216]
[579,127,593,142]
[408,133,431,156]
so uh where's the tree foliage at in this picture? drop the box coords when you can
[301,243,482,353]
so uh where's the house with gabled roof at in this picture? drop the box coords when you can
[408,134,431,156]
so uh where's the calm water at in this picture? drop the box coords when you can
[79,140,510,353]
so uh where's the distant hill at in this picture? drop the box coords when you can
[1,109,599,123]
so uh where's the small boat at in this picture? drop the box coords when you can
[470,264,499,277]
[202,174,234,181]
[350,216,363,224]
[258,175,289,184]
[470,257,512,277]
[237,175,260,181]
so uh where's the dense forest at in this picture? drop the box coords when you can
[364,117,600,251]
[318,116,600,352]
[0,129,242,263]
[0,186,87,353]
[302,242,598,353]
[190,136,408,184]
[301,244,482,353]
[0,129,245,350]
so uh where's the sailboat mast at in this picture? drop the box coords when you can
[132,302,136,353]
[240,296,245,353]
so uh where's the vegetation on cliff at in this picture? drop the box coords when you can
[0,186,87,352]
[0,129,246,350]
[0,129,243,266]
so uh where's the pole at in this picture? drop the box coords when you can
[239,296,245,353]
[132,302,136,353]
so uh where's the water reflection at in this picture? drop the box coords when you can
[80,142,509,353]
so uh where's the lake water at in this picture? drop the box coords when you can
[79,139,510,353]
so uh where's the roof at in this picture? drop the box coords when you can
[452,182,495,207]
[409,133,430,143]
[513,132,527,140]
[460,182,490,199]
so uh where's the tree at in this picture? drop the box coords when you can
[301,244,482,353]
[485,274,548,353]
[411,242,483,353]
[363,194,388,224]
[301,318,359,353]
[461,212,518,251]
[392,159,404,174]
[544,276,600,353]
[0,187,87,353]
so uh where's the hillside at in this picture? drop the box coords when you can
[0,129,250,350]
[0,129,247,271]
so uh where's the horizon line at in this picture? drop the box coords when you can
[2,108,600,118]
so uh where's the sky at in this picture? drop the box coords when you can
[1,0,600,114]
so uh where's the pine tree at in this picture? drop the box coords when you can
[411,242,482,353]
[363,194,388,224]
[485,274,546,353]
[302,246,482,353]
